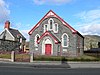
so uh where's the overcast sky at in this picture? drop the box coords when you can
[0,0,100,41]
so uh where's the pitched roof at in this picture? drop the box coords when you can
[37,31,60,44]
[28,10,77,35]
[9,28,26,40]
[49,31,61,42]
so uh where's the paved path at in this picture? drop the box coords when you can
[68,62,100,68]
[0,60,100,68]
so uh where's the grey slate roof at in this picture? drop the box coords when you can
[9,28,26,40]
[48,31,61,43]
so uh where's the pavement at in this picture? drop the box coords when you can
[0,60,70,68]
[0,58,100,68]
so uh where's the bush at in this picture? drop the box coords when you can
[67,57,100,62]
[34,56,62,61]
[33,55,100,61]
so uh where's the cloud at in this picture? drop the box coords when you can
[20,30,29,41]
[0,0,10,23]
[33,0,72,5]
[75,9,100,35]
[76,9,100,22]
[14,23,32,41]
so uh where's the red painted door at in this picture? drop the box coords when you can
[45,44,51,55]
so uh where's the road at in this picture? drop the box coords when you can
[0,65,100,75]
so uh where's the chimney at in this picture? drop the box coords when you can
[4,21,10,29]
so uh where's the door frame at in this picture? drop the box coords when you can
[42,37,53,55]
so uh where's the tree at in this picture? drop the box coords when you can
[98,42,100,48]
[90,42,92,49]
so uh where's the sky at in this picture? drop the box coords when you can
[0,0,100,41]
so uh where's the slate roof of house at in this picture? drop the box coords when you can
[9,28,26,40]
[48,31,61,43]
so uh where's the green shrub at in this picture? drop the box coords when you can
[0,54,11,59]
[34,56,62,61]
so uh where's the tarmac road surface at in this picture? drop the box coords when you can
[0,65,100,75]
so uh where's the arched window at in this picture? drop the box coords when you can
[44,18,58,33]
[50,20,53,29]
[48,18,54,30]
[44,24,48,32]
[34,34,40,47]
[63,35,67,46]
[54,23,58,33]
[37,36,39,41]
[62,33,69,47]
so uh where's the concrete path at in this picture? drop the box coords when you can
[68,62,100,68]
[0,59,100,68]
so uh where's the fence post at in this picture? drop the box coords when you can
[30,52,34,62]
[11,51,15,62]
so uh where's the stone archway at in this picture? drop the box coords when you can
[42,37,53,55]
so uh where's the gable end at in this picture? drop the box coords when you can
[28,10,77,35]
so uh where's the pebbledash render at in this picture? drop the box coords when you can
[28,10,84,57]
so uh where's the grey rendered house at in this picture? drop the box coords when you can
[0,21,26,51]
[28,10,84,57]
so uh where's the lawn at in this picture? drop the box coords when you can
[66,55,99,61]
[15,53,30,62]
[0,52,30,62]
[0,53,11,59]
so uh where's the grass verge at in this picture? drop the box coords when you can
[0,53,100,62]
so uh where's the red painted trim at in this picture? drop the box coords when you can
[73,31,84,38]
[50,10,76,32]
[37,31,59,44]
[28,10,77,35]
[28,10,52,35]
[60,44,62,56]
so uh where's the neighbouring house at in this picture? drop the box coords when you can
[0,21,26,52]
[28,10,84,57]
[25,42,29,52]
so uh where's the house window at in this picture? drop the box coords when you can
[50,20,53,29]
[54,23,58,33]
[64,35,67,46]
[37,36,39,40]
[34,34,40,47]
[20,38,22,43]
[48,18,54,30]
[44,18,58,33]
[44,24,48,32]
[62,33,69,47]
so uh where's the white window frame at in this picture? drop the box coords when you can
[61,33,69,47]
[34,34,40,47]
[44,24,48,32]
[48,18,54,30]
[44,18,58,33]
[35,47,38,51]
[20,37,22,43]
[54,23,58,33]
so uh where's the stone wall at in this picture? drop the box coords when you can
[0,39,20,51]
[29,17,84,57]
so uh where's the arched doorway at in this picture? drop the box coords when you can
[42,37,53,55]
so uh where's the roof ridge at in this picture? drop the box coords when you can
[9,28,18,31]
[48,31,61,42]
